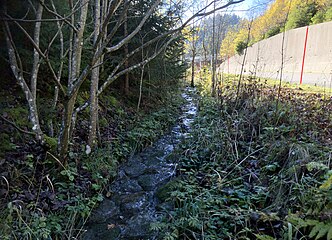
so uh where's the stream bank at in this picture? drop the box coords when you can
[83,87,198,240]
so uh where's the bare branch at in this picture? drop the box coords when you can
[0,115,35,136]
[7,16,66,95]
[106,0,162,53]
[99,35,177,95]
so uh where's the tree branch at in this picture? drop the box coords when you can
[6,16,66,96]
[106,0,162,53]
[0,116,35,136]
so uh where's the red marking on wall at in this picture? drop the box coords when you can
[228,55,230,74]
[300,26,309,85]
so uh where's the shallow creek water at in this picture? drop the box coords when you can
[83,87,198,240]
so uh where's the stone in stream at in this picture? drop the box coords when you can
[88,199,120,223]
[137,173,172,191]
[82,223,121,240]
[123,161,147,178]
[118,192,150,217]
[121,213,158,239]
[111,179,143,193]
[121,155,147,177]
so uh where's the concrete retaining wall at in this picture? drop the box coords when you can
[220,21,332,86]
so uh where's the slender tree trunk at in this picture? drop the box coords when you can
[124,10,130,95]
[88,0,101,149]
[3,0,44,141]
[137,65,145,112]
[59,0,89,160]
[59,91,79,159]
[211,1,216,96]
[191,49,195,87]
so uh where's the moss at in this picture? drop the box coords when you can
[44,136,58,153]
[103,95,119,107]
[1,107,29,127]
[156,178,180,202]
[99,117,108,128]
[0,133,15,155]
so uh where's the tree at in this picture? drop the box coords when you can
[2,0,45,142]
[285,3,317,30]
[2,0,245,163]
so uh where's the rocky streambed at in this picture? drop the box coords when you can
[83,87,198,240]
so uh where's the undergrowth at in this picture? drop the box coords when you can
[0,88,184,239]
[156,75,332,240]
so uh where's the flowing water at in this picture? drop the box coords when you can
[83,87,198,240]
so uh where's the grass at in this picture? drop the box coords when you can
[155,72,332,240]
[222,73,332,97]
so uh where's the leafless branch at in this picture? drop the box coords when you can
[0,115,35,136]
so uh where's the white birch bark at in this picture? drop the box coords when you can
[3,1,44,141]
[88,0,102,149]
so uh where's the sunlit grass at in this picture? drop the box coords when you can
[222,73,332,96]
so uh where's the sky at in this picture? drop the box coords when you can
[223,0,271,18]
[181,0,272,24]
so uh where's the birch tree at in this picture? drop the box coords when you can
[2,0,45,141]
[2,0,245,163]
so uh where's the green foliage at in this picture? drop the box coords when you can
[2,106,30,127]
[0,159,105,239]
[311,10,325,24]
[156,76,332,239]
[195,66,212,96]
[324,7,332,21]
[287,216,332,240]
[265,26,280,38]
[235,40,248,55]
[285,3,317,30]
[44,136,57,153]
[0,133,16,154]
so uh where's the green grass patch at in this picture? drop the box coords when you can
[156,76,332,239]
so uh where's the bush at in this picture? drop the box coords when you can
[265,26,280,38]
[324,7,332,21]
[235,40,248,55]
[311,10,325,24]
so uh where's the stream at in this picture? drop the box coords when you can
[83,87,198,240]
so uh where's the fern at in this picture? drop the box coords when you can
[254,234,275,240]
[320,174,332,189]
[287,215,332,240]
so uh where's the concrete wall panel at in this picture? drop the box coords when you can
[220,21,332,86]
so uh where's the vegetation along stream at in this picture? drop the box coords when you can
[83,87,198,239]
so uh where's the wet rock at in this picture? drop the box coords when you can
[88,199,120,223]
[119,193,149,217]
[121,214,157,239]
[122,156,147,177]
[83,223,121,240]
[138,173,172,191]
[111,179,143,193]
[140,149,165,163]
[143,167,159,174]
[123,160,147,177]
